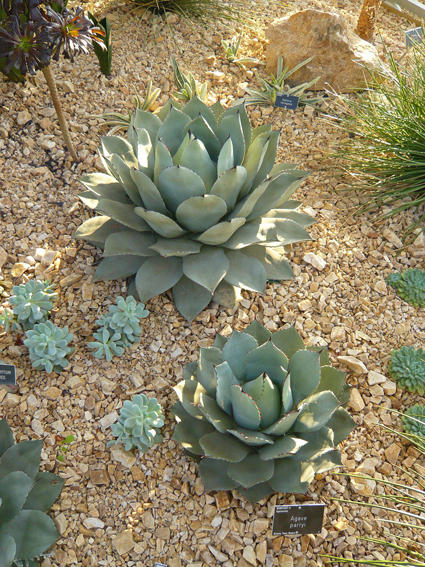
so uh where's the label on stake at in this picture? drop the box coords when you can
[272,503,325,535]
[406,27,423,47]
[275,93,299,110]
[0,363,16,387]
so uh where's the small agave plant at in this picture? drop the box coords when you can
[75,96,314,320]
[0,419,64,567]
[109,394,164,452]
[172,321,355,502]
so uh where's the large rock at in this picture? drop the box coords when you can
[265,9,383,92]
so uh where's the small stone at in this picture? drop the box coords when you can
[17,110,31,126]
[112,530,135,555]
[368,371,386,385]
[382,380,397,395]
[208,546,228,562]
[40,250,58,266]
[11,262,30,277]
[81,282,94,301]
[243,545,257,566]
[303,252,327,270]
[215,491,231,510]
[369,384,384,397]
[330,326,345,341]
[83,517,104,530]
[256,541,267,563]
[5,393,20,407]
[55,512,68,535]
[59,273,82,287]
[348,388,365,411]
[142,510,154,529]
[385,443,401,465]
[253,518,269,533]
[356,457,380,475]
[40,138,56,151]
[131,465,144,481]
[298,299,312,311]
[351,476,376,496]
[337,355,367,374]
[45,386,62,400]
[99,411,118,430]
[279,555,293,567]
[0,246,8,270]
[90,469,110,485]
[382,229,403,248]
[111,446,136,468]
[374,280,387,294]
[31,419,44,436]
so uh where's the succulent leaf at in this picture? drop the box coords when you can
[386,268,425,307]
[135,256,182,302]
[216,361,240,414]
[293,391,340,432]
[199,431,250,462]
[289,350,321,407]
[172,276,213,322]
[10,280,57,329]
[104,231,156,257]
[401,405,425,437]
[198,393,235,432]
[183,248,229,293]
[227,454,274,488]
[270,460,315,494]
[198,458,238,491]
[23,322,73,373]
[231,385,262,430]
[222,331,258,380]
[244,341,289,384]
[0,472,33,524]
[94,255,145,281]
[259,436,307,460]
[389,346,425,394]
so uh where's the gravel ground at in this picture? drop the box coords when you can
[0,0,424,566]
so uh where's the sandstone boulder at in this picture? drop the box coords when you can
[265,9,383,92]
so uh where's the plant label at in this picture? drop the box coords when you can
[272,503,325,535]
[154,564,167,567]
[0,363,16,387]
[275,94,299,110]
[405,27,423,47]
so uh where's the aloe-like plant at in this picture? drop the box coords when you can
[0,418,64,567]
[74,96,313,320]
[222,34,259,68]
[386,268,425,308]
[243,56,321,107]
[109,394,164,452]
[171,56,208,103]
[388,346,425,395]
[172,321,354,502]
[24,320,73,373]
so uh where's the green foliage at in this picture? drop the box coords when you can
[23,321,73,373]
[9,280,56,330]
[388,346,425,395]
[172,322,354,502]
[0,309,21,333]
[221,34,259,68]
[386,268,425,307]
[56,435,75,463]
[88,296,149,361]
[109,394,164,452]
[171,57,208,102]
[75,97,313,320]
[0,418,64,567]
[88,12,112,76]
[243,57,321,107]
[335,45,425,240]
[402,405,425,438]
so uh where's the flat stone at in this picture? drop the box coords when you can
[382,380,397,395]
[45,386,62,400]
[242,546,257,566]
[253,518,269,533]
[279,555,293,567]
[337,355,367,374]
[55,512,68,535]
[356,457,380,475]
[99,411,118,430]
[112,530,135,555]
[11,262,30,278]
[348,388,365,411]
[17,110,31,126]
[382,228,403,248]
[83,517,104,530]
[90,468,110,485]
[351,476,376,496]
[331,326,346,341]
[298,299,312,311]
[303,252,327,270]
[385,443,401,465]
[111,446,136,468]
[0,246,8,270]
[256,541,267,563]
[368,371,386,385]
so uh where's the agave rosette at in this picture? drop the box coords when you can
[75,97,313,320]
[172,321,355,502]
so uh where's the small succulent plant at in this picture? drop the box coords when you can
[172,321,354,502]
[9,280,57,329]
[0,308,22,333]
[24,320,73,373]
[386,268,425,308]
[221,34,259,68]
[88,296,149,361]
[171,56,208,103]
[109,394,164,452]
[402,405,425,438]
[0,418,64,567]
[388,346,425,395]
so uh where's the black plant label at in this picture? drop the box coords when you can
[272,503,325,535]
[275,94,299,111]
[0,363,16,387]
[406,27,423,47]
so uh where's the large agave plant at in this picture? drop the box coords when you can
[75,97,313,320]
[172,321,355,502]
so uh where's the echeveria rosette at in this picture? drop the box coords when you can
[386,268,425,308]
[109,394,164,452]
[0,419,64,567]
[172,321,355,503]
[389,346,425,395]
[9,279,57,329]
[402,405,425,438]
[24,320,73,373]
[74,97,313,320]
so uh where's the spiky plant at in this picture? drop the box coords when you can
[109,394,164,452]
[172,321,354,502]
[221,33,259,68]
[0,418,64,567]
[74,97,313,320]
[24,320,73,373]
[388,346,425,395]
[386,268,425,308]
[171,57,208,103]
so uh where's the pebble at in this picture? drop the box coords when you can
[385,443,401,465]
[382,380,397,395]
[348,388,365,411]
[55,513,68,535]
[337,356,367,374]
[110,446,136,468]
[297,299,312,311]
[279,555,293,567]
[17,110,31,126]
[11,262,30,277]
[243,545,256,566]
[367,371,386,385]
[112,530,135,555]
[83,517,104,530]
[99,411,118,430]
[330,326,345,341]
[0,246,8,270]
[90,469,110,485]
[303,252,327,270]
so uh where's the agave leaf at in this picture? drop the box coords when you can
[153,140,174,186]
[130,169,168,214]
[263,410,299,436]
[252,130,280,189]
[23,472,64,512]
[231,385,261,430]
[216,361,241,414]
[240,132,271,196]
[172,414,214,455]
[80,173,129,203]
[217,136,234,176]
[133,128,154,177]
[213,334,228,349]
[172,276,213,321]
[183,247,229,293]
[135,256,182,302]
[259,436,307,461]
[244,246,294,280]
[96,199,150,232]
[229,180,269,220]
[157,107,191,155]
[132,109,162,141]
[104,231,156,257]
[100,136,137,160]
[251,124,272,141]
[197,218,246,246]
[293,391,340,433]
[217,110,245,165]
[134,208,186,238]
[108,154,142,205]
[247,172,306,220]
[176,195,227,233]
[180,137,217,191]
[94,256,145,281]
[224,250,267,293]
[0,534,15,567]
[237,482,274,503]
[149,238,201,257]
[0,440,41,481]
[244,341,289,384]
[272,219,312,246]
[265,209,315,228]
[243,374,281,428]
[74,217,126,247]
[210,100,226,122]
[198,458,238,491]
[314,366,348,401]
[174,379,206,419]
[199,431,250,462]
[221,103,251,152]
[212,280,240,308]
[182,361,198,380]
[271,326,305,359]
[0,471,33,524]
[198,393,235,432]
[197,347,223,395]
[222,330,258,380]
[158,166,206,214]
[289,350,321,407]
[281,374,293,414]
[228,454,274,488]
[308,345,330,366]
[312,449,342,474]
[186,115,221,160]
[210,166,247,209]
[326,408,355,445]
[293,428,334,461]
[243,320,271,345]
[270,459,315,493]
[173,132,191,165]
[182,96,218,131]
[227,427,274,446]
[0,420,14,458]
